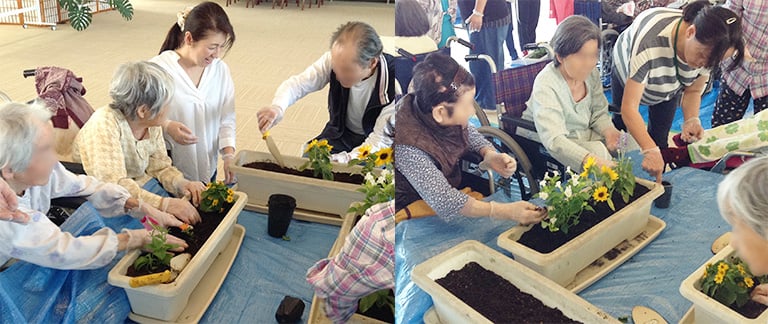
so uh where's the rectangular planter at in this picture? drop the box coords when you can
[497,177,663,288]
[679,244,768,323]
[108,192,247,321]
[412,240,620,324]
[231,150,375,217]
[309,207,388,324]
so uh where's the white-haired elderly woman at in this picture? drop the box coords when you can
[522,15,623,172]
[718,156,768,305]
[0,101,187,269]
[74,61,206,225]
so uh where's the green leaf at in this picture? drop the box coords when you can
[67,5,92,31]
[282,235,291,241]
[358,293,377,312]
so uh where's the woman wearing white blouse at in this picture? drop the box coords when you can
[152,2,237,184]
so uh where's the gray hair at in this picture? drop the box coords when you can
[109,61,174,121]
[330,21,383,67]
[550,15,601,67]
[0,101,53,173]
[717,156,768,239]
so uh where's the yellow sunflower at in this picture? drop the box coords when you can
[358,144,372,159]
[745,277,755,288]
[318,139,330,148]
[305,139,319,153]
[375,147,394,166]
[737,264,747,276]
[714,271,725,284]
[593,186,609,202]
[212,199,219,206]
[583,156,596,171]
[601,165,619,181]
[226,194,234,203]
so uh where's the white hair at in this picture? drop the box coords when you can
[0,101,53,172]
[109,61,174,121]
[717,156,768,239]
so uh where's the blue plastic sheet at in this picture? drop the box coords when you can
[396,151,727,323]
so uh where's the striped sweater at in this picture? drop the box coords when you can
[612,7,710,106]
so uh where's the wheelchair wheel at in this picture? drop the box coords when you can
[601,28,619,89]
[477,126,539,200]
[473,101,492,127]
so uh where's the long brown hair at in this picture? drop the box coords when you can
[158,2,236,55]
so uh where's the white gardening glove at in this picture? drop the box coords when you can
[222,153,237,184]
[641,147,664,183]
[162,197,201,224]
[481,151,517,178]
[681,117,703,143]
[256,105,283,133]
[330,152,352,163]
[163,120,198,145]
[176,179,206,207]
[129,200,184,228]
[122,228,188,252]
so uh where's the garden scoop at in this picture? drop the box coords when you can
[127,253,192,288]
[262,130,286,167]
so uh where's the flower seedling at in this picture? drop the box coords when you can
[700,257,767,308]
[299,139,334,180]
[133,224,179,273]
[200,181,235,213]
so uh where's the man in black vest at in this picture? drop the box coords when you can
[257,21,398,158]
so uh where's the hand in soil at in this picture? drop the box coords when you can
[493,201,547,225]
[142,204,183,228]
[165,197,201,224]
[752,284,768,306]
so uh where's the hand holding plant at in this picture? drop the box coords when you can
[300,139,334,180]
[132,224,182,273]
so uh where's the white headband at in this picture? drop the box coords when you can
[176,6,193,30]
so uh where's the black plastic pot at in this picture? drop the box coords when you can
[268,194,296,238]
[654,181,673,209]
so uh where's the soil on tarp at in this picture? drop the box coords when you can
[518,183,650,254]
[126,203,233,277]
[355,289,394,323]
[732,300,768,319]
[243,161,364,185]
[436,262,581,323]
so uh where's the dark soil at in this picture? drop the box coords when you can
[518,183,651,254]
[356,289,395,323]
[126,203,232,277]
[436,262,582,323]
[733,300,768,319]
[243,161,364,185]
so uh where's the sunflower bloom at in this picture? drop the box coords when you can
[358,144,372,159]
[714,272,725,284]
[718,263,729,272]
[583,156,596,172]
[737,264,747,276]
[375,147,394,166]
[305,139,319,153]
[602,165,619,181]
[212,199,219,206]
[318,139,330,148]
[593,186,609,202]
[745,277,755,288]
[226,194,234,203]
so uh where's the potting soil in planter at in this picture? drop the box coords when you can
[731,300,768,319]
[435,262,581,323]
[243,161,364,185]
[126,203,233,277]
[519,183,650,254]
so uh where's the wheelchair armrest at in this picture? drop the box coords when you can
[50,196,88,210]
[60,161,86,175]
[503,116,537,132]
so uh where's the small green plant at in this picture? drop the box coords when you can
[347,146,395,216]
[537,167,594,234]
[359,289,394,315]
[700,257,767,308]
[58,0,134,31]
[200,181,235,213]
[180,223,194,236]
[133,224,179,272]
[299,139,334,181]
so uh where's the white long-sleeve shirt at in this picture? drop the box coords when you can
[0,162,132,269]
[272,51,400,155]
[151,51,237,182]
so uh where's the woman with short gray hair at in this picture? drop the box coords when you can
[522,15,622,172]
[717,156,768,305]
[74,61,205,225]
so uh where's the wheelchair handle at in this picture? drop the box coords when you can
[23,69,36,78]
[465,54,497,74]
[396,48,417,62]
[445,36,474,50]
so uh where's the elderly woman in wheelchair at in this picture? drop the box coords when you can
[394,53,547,224]
[0,101,186,270]
[521,15,624,172]
[73,62,206,226]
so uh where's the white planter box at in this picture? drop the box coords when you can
[679,244,768,323]
[309,207,388,324]
[497,177,663,288]
[412,240,620,324]
[231,150,375,217]
[108,192,247,321]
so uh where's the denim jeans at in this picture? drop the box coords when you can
[469,23,510,110]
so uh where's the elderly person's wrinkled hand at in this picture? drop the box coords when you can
[751,284,768,306]
[163,197,201,224]
[604,128,622,153]
[222,153,236,184]
[122,228,188,252]
[482,151,517,178]
[164,120,198,145]
[257,105,282,133]
[681,117,703,143]
[179,180,205,206]
[489,201,547,225]
[641,147,664,183]
[0,178,28,224]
